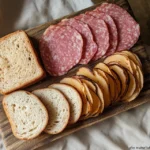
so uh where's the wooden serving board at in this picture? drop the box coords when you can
[1,0,150,150]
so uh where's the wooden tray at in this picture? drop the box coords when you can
[1,0,150,150]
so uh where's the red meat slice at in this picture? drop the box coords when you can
[60,18,97,64]
[97,3,140,51]
[75,14,109,61]
[39,25,83,76]
[86,11,118,56]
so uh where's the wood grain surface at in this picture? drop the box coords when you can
[0,0,150,150]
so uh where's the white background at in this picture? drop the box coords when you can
[0,0,150,150]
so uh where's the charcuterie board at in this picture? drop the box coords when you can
[1,0,150,150]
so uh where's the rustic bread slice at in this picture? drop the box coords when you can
[122,69,136,101]
[79,76,105,114]
[109,64,129,100]
[77,67,111,108]
[60,77,91,119]
[94,68,116,103]
[105,53,144,101]
[82,82,100,117]
[0,30,45,94]
[123,64,143,102]
[116,51,142,68]
[104,54,133,73]
[32,88,70,134]
[2,91,48,140]
[49,83,82,124]
[94,62,121,101]
[92,69,111,108]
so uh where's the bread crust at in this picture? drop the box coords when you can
[2,90,49,140]
[32,88,70,135]
[49,83,82,124]
[0,30,46,95]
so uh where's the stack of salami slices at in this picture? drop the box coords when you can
[39,3,140,76]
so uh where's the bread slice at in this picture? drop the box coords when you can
[60,77,92,119]
[109,64,129,100]
[93,69,111,108]
[32,88,70,134]
[77,67,111,108]
[2,91,48,140]
[94,62,121,101]
[49,83,82,124]
[116,51,142,68]
[0,30,45,94]
[78,76,104,114]
[94,68,116,103]
[82,82,100,117]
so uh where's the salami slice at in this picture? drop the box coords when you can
[60,18,97,64]
[86,11,118,56]
[97,3,140,51]
[39,25,83,76]
[75,14,109,60]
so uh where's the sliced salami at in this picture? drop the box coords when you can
[97,3,140,51]
[75,14,109,60]
[39,25,83,76]
[86,11,118,56]
[59,18,97,64]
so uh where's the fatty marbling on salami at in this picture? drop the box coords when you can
[39,3,140,76]
[86,11,118,56]
[39,25,83,76]
[97,3,140,51]
[60,18,97,64]
[75,14,109,61]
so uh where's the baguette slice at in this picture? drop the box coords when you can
[0,30,45,94]
[60,77,91,119]
[78,76,104,114]
[77,67,111,108]
[2,91,48,140]
[32,88,70,134]
[49,83,82,124]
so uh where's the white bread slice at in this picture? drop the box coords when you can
[0,30,45,95]
[32,88,70,134]
[49,83,82,124]
[2,91,48,140]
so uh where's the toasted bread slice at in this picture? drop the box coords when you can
[104,54,133,73]
[117,51,142,68]
[0,30,45,94]
[82,82,100,117]
[93,69,111,108]
[77,67,96,81]
[94,68,117,103]
[60,77,91,118]
[49,83,82,124]
[32,88,70,134]
[122,69,136,101]
[137,66,144,90]
[124,65,143,102]
[3,91,48,140]
[77,67,111,108]
[94,62,121,101]
[109,64,129,100]
[78,76,104,114]
[105,52,143,101]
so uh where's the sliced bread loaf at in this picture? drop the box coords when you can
[0,30,45,94]
[2,91,48,140]
[49,83,82,124]
[32,88,70,134]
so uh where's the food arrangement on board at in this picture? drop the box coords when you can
[0,3,144,141]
